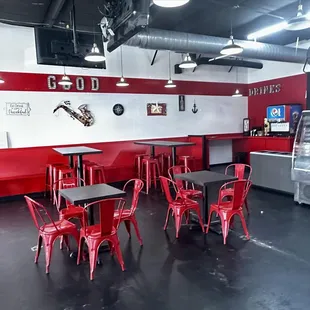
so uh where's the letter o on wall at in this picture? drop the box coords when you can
[76,77,85,91]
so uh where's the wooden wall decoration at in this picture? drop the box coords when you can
[147,103,167,116]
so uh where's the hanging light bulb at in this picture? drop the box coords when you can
[153,0,190,8]
[116,77,129,87]
[220,35,243,55]
[58,67,73,86]
[116,46,129,87]
[232,66,242,97]
[165,79,176,88]
[0,77,5,84]
[286,3,310,31]
[179,54,197,69]
[165,51,176,88]
[232,89,242,97]
[85,43,106,62]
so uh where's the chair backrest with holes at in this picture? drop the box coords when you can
[24,196,58,232]
[168,165,191,191]
[123,179,144,215]
[218,180,251,210]
[53,177,84,208]
[160,176,178,204]
[225,164,252,181]
[84,198,126,237]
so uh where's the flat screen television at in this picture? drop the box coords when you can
[34,27,106,69]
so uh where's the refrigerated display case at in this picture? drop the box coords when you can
[291,110,310,204]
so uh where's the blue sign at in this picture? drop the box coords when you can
[267,105,285,121]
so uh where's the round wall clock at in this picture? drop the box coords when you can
[113,104,124,116]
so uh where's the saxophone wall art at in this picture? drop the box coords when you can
[53,100,95,127]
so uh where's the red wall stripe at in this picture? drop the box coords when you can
[0,71,248,96]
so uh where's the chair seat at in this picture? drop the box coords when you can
[81,224,117,239]
[41,219,76,234]
[180,189,203,198]
[59,206,85,218]
[114,209,132,219]
[172,198,199,209]
[210,201,242,212]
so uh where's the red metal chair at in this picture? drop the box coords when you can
[206,180,252,245]
[24,196,79,274]
[160,176,204,238]
[157,153,172,175]
[221,164,252,214]
[114,179,144,245]
[53,177,88,249]
[168,165,203,200]
[77,198,126,280]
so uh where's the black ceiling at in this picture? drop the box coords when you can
[0,0,309,45]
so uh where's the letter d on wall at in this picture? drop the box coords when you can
[91,78,99,91]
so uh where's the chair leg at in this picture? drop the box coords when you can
[164,208,171,230]
[88,241,99,281]
[35,235,43,263]
[124,220,131,238]
[152,164,157,189]
[245,198,250,215]
[206,210,215,234]
[175,211,182,239]
[239,212,250,240]
[112,237,125,272]
[60,236,64,250]
[77,236,85,265]
[43,235,56,274]
[145,162,150,194]
[131,216,143,246]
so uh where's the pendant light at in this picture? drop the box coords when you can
[58,67,73,86]
[179,53,197,69]
[85,43,106,62]
[116,46,129,87]
[165,52,176,88]
[232,67,242,97]
[153,0,190,8]
[221,10,243,56]
[286,1,310,31]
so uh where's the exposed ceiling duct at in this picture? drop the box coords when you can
[126,28,308,63]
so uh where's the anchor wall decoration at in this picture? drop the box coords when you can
[192,100,198,114]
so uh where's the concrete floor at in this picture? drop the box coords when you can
[0,168,310,310]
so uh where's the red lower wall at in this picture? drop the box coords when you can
[0,137,198,197]
[248,74,307,128]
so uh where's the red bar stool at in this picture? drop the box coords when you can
[178,155,196,171]
[141,157,161,194]
[53,166,75,207]
[44,163,64,200]
[157,153,172,176]
[88,165,106,185]
[135,154,149,179]
[82,161,97,185]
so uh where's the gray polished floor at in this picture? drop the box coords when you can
[0,167,309,310]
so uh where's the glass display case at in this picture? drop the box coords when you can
[292,111,310,204]
[292,111,310,181]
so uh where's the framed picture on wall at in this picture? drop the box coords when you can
[179,95,185,111]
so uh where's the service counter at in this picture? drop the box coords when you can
[250,151,294,194]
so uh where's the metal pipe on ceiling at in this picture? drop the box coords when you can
[196,58,263,69]
[44,0,67,27]
[126,28,307,63]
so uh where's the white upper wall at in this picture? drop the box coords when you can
[0,23,248,83]
[248,60,304,83]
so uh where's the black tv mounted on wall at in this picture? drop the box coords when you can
[34,27,106,69]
